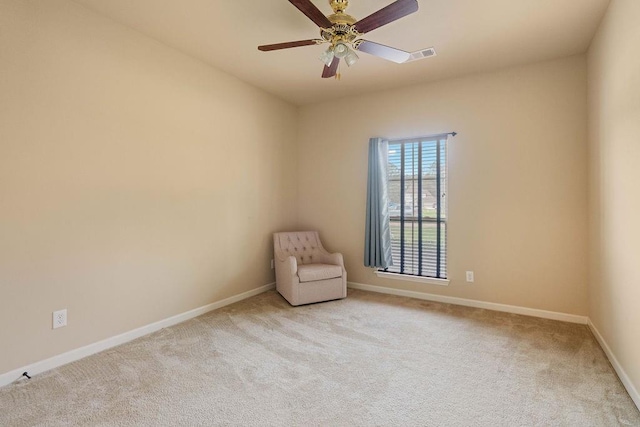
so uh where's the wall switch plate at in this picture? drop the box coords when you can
[270,259,274,269]
[53,309,67,329]
[466,271,475,282]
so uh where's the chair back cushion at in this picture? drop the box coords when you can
[274,231,323,265]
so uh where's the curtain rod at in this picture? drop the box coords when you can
[388,132,457,143]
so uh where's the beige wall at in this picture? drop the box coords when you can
[298,56,589,316]
[0,0,298,375]
[588,0,640,399]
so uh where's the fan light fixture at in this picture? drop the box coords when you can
[320,42,359,68]
[334,42,349,58]
[344,49,359,67]
[319,47,335,66]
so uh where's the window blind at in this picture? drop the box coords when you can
[386,137,447,278]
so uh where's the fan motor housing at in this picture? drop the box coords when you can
[321,23,359,44]
[328,0,356,25]
[328,13,357,25]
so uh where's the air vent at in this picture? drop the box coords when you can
[406,47,437,62]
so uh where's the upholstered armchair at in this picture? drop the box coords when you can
[273,231,347,306]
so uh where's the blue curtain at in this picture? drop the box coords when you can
[364,138,393,268]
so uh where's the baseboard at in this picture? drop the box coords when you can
[0,283,275,388]
[347,281,588,324]
[587,319,640,410]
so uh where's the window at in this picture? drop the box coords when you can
[385,136,448,279]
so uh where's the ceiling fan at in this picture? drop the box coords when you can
[258,0,420,79]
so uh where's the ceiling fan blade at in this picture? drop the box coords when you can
[322,57,340,78]
[289,0,333,29]
[354,40,411,63]
[353,0,418,34]
[258,39,321,51]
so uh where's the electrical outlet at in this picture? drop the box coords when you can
[53,309,67,329]
[466,271,475,283]
[270,259,274,269]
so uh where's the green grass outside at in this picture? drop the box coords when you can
[390,220,446,245]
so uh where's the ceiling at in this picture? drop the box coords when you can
[72,0,610,106]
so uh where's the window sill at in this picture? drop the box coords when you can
[375,270,450,286]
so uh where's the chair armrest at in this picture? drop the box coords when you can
[276,254,297,276]
[316,250,345,269]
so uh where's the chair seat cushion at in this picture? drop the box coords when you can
[297,263,342,283]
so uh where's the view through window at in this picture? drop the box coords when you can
[386,136,448,278]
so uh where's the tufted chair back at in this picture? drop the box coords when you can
[274,231,324,265]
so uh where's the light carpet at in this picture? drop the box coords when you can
[1,289,639,426]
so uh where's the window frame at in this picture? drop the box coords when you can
[378,134,451,285]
